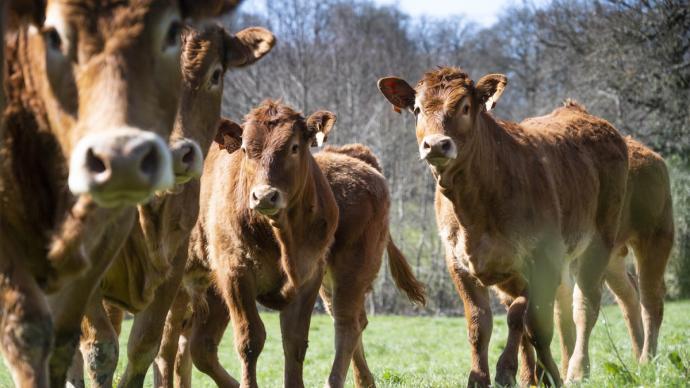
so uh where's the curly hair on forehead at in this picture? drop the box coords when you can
[181,24,225,89]
[417,66,475,116]
[244,99,304,130]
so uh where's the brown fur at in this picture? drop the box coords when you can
[182,101,339,387]
[0,2,241,387]
[379,67,629,386]
[61,22,274,387]
[180,141,425,388]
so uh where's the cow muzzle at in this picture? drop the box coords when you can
[170,138,203,184]
[420,134,457,167]
[68,128,174,207]
[249,185,286,216]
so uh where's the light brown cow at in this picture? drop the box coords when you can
[62,23,275,388]
[378,67,629,386]
[0,1,239,386]
[180,140,427,388]
[181,101,341,387]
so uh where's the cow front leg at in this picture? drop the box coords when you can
[0,264,53,388]
[118,250,187,388]
[446,260,492,388]
[81,293,119,388]
[154,286,190,388]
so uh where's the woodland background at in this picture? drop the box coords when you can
[219,0,690,315]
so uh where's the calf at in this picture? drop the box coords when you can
[185,141,427,388]
[378,67,629,386]
[67,23,275,388]
[181,101,340,387]
[0,1,239,386]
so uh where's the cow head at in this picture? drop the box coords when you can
[214,101,335,218]
[378,67,507,172]
[170,23,275,185]
[8,0,240,207]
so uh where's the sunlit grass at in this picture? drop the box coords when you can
[1,301,688,387]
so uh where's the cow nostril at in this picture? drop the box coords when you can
[181,147,194,164]
[440,140,451,152]
[251,191,259,201]
[270,191,279,203]
[140,145,158,177]
[422,141,431,150]
[86,148,106,174]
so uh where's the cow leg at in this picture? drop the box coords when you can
[518,333,537,386]
[174,322,193,388]
[66,348,85,388]
[189,288,237,387]
[220,271,265,388]
[154,287,190,387]
[554,268,575,376]
[81,294,119,388]
[525,264,561,387]
[48,209,134,388]
[351,312,375,388]
[118,250,187,388]
[447,261,492,388]
[633,230,672,362]
[0,264,52,388]
[604,249,643,360]
[280,273,322,388]
[105,302,125,336]
[495,295,527,387]
[566,239,610,383]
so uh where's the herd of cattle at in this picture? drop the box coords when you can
[0,1,675,388]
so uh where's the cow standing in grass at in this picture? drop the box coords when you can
[378,67,629,386]
[0,1,241,386]
[62,23,275,388]
[186,134,427,388]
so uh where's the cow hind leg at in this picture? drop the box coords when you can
[604,249,643,360]
[174,322,193,388]
[554,269,575,376]
[325,287,367,388]
[154,288,190,387]
[632,230,673,362]
[0,267,53,388]
[65,348,85,388]
[189,287,238,387]
[495,294,527,387]
[524,272,561,387]
[351,313,375,388]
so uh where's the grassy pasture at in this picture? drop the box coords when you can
[1,301,688,387]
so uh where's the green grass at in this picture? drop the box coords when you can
[1,301,689,387]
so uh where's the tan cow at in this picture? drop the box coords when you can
[0,1,239,386]
[178,101,341,387]
[180,140,427,388]
[378,67,629,386]
[61,23,275,388]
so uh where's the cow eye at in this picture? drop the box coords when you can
[210,69,222,86]
[462,105,470,115]
[291,144,299,154]
[44,27,62,52]
[164,20,182,50]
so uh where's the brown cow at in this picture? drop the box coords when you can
[0,1,239,386]
[62,23,275,388]
[181,101,340,387]
[378,67,629,386]
[555,132,674,373]
[181,140,426,388]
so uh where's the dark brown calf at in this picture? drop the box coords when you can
[185,101,340,387]
[379,67,629,386]
[64,23,274,388]
[0,1,240,386]
[185,141,426,388]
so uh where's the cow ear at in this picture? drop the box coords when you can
[377,77,415,113]
[214,118,243,153]
[306,111,336,147]
[179,0,242,20]
[475,74,507,112]
[223,27,275,68]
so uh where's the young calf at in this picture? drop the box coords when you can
[379,67,629,386]
[67,23,275,388]
[185,140,427,388]
[187,101,340,387]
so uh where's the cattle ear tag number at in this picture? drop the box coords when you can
[315,132,326,147]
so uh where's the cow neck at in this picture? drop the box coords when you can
[1,29,70,234]
[438,112,519,241]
